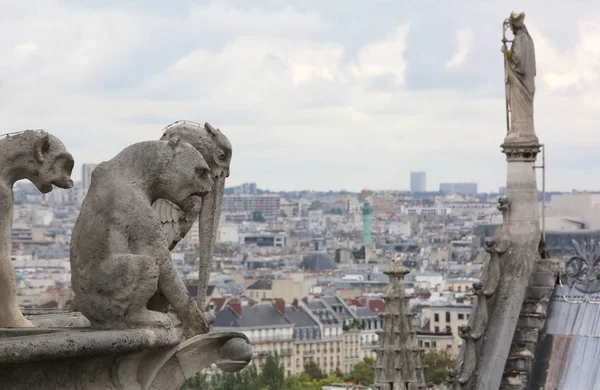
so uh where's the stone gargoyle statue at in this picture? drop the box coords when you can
[0,130,74,327]
[152,121,231,306]
[70,138,213,337]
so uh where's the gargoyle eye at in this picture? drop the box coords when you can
[218,153,226,161]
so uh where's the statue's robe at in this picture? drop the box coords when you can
[505,27,537,143]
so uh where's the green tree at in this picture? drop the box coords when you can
[252,210,265,222]
[333,367,344,379]
[346,357,375,385]
[180,372,209,389]
[303,359,325,380]
[261,354,285,390]
[422,349,456,386]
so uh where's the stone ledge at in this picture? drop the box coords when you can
[0,326,183,364]
[0,314,253,390]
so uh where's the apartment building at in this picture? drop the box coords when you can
[214,299,294,373]
[288,300,343,376]
[420,304,471,356]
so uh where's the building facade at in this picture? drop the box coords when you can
[410,171,426,193]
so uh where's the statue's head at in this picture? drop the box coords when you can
[24,131,74,194]
[159,120,231,258]
[161,121,232,181]
[157,137,213,212]
[509,11,525,33]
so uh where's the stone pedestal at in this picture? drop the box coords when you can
[0,314,252,390]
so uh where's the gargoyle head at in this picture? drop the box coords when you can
[158,137,213,212]
[28,131,74,194]
[484,239,496,253]
[161,121,232,181]
[458,324,472,339]
[497,196,510,212]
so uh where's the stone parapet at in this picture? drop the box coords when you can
[0,315,252,390]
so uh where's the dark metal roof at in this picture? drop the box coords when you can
[354,307,378,319]
[285,305,319,328]
[246,279,273,290]
[528,285,600,389]
[322,296,354,319]
[214,303,292,328]
[301,252,336,271]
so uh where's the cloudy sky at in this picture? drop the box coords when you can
[2,1,600,192]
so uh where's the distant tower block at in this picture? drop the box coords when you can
[361,200,373,246]
[373,259,425,389]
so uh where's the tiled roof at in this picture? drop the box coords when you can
[286,305,319,328]
[246,279,273,290]
[529,285,600,389]
[214,303,292,329]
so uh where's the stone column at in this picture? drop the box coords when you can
[462,143,541,390]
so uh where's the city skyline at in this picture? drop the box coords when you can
[3,1,600,192]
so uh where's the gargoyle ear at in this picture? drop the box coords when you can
[34,132,51,163]
[168,136,181,149]
[205,122,218,136]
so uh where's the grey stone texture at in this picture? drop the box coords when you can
[152,121,231,306]
[0,324,251,390]
[502,12,538,145]
[71,138,213,337]
[452,12,545,390]
[373,258,425,390]
[0,130,74,327]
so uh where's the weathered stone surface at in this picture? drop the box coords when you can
[0,325,251,390]
[0,130,74,327]
[71,139,213,338]
[374,258,425,389]
[502,12,538,145]
[455,12,544,390]
[152,121,231,306]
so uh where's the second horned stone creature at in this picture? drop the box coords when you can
[0,130,74,327]
[153,121,231,306]
[71,138,213,337]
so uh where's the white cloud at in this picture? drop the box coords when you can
[532,21,600,91]
[2,2,600,192]
[350,25,410,84]
[446,28,473,68]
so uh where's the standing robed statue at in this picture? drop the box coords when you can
[502,12,538,144]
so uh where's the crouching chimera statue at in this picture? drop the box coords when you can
[70,138,213,337]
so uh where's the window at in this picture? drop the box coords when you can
[424,342,430,348]
[445,312,451,322]
[446,326,451,334]
[458,313,465,320]
[434,313,439,322]
[434,326,439,333]
[467,313,471,320]
[418,340,423,347]
[447,344,452,349]
[432,341,437,348]
[296,358,300,367]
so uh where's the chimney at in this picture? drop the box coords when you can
[229,301,242,316]
[274,298,285,315]
[292,298,299,310]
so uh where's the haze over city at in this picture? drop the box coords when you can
[3,1,600,192]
